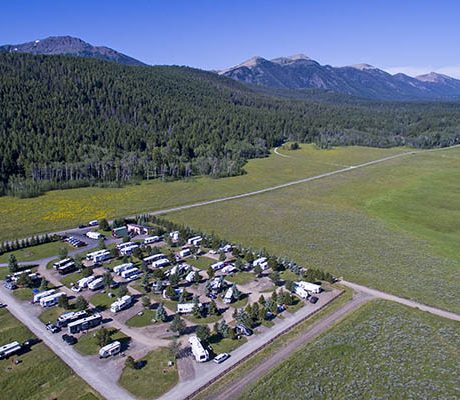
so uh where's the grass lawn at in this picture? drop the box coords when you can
[118,348,178,399]
[38,306,67,324]
[89,291,117,310]
[150,294,177,313]
[60,271,85,288]
[286,297,305,313]
[0,241,71,263]
[0,308,101,400]
[126,309,156,328]
[185,313,223,325]
[230,296,249,309]
[74,328,130,356]
[168,147,460,313]
[187,256,216,270]
[12,287,34,301]
[210,337,247,354]
[242,300,460,400]
[226,272,255,285]
[0,145,407,243]
[279,269,301,282]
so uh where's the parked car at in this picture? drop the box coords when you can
[71,285,82,293]
[62,334,77,345]
[110,281,120,289]
[46,323,60,334]
[4,280,17,290]
[309,296,319,304]
[0,303,6,308]
[213,353,230,364]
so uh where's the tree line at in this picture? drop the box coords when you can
[1,53,460,197]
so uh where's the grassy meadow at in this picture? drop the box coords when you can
[168,147,460,313]
[241,300,460,400]
[0,309,101,400]
[0,145,407,242]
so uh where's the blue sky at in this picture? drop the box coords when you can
[1,0,459,77]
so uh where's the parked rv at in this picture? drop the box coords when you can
[68,314,102,334]
[33,289,56,304]
[88,277,104,291]
[144,236,160,245]
[99,341,121,358]
[86,231,103,240]
[189,335,209,362]
[40,292,65,308]
[110,295,133,313]
[0,341,22,360]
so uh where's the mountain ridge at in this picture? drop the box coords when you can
[219,55,460,100]
[0,35,145,66]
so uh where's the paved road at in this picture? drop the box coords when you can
[159,288,343,400]
[340,280,460,322]
[0,285,136,400]
[210,291,371,400]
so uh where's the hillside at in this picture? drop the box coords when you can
[220,54,460,100]
[0,35,145,66]
[1,53,460,198]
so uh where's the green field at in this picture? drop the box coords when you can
[0,309,100,400]
[118,348,178,399]
[210,336,247,354]
[168,148,460,313]
[226,272,255,285]
[126,309,156,327]
[74,329,130,356]
[242,300,460,399]
[0,241,70,263]
[187,256,216,270]
[0,145,407,242]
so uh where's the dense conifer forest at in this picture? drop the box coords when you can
[1,53,459,197]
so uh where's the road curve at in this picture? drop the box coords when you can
[209,291,371,400]
[340,280,460,322]
[0,285,136,400]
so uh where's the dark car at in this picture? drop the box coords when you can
[110,281,120,289]
[78,224,87,229]
[4,281,17,290]
[62,334,77,345]
[309,296,319,304]
[46,323,61,334]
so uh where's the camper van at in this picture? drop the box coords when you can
[33,289,56,304]
[177,303,201,314]
[0,341,22,360]
[77,276,96,288]
[39,292,65,308]
[68,314,102,334]
[113,263,134,276]
[120,267,140,280]
[56,310,88,328]
[189,335,209,362]
[144,236,160,245]
[88,277,104,291]
[110,295,133,313]
[99,341,121,358]
[86,231,102,240]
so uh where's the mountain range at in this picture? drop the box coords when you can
[219,54,460,101]
[0,36,145,66]
[2,36,460,100]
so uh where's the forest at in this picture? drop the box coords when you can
[1,52,460,197]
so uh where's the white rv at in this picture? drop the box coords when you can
[86,249,111,263]
[187,236,202,246]
[144,236,160,245]
[151,258,170,269]
[296,281,322,294]
[223,287,234,304]
[185,271,197,283]
[189,335,209,362]
[169,231,179,242]
[179,248,191,258]
[33,289,56,303]
[210,261,225,271]
[253,257,268,270]
[99,341,121,358]
[293,284,310,300]
[113,263,134,275]
[53,258,73,270]
[120,267,140,280]
[222,265,236,274]
[177,302,201,314]
[86,231,102,240]
[77,276,96,288]
[39,292,65,308]
[119,244,139,256]
[0,341,22,360]
[110,295,133,313]
[57,310,88,328]
[68,314,102,334]
[88,277,104,291]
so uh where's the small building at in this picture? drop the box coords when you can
[127,223,149,236]
[189,335,209,362]
[112,226,128,238]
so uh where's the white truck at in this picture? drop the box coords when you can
[99,341,121,358]
[110,295,133,313]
